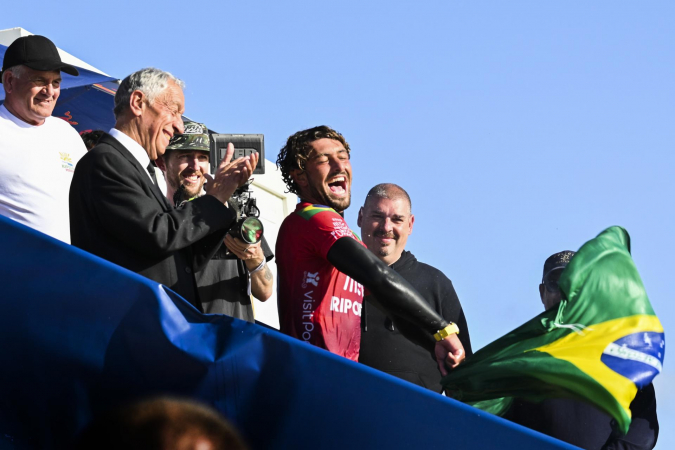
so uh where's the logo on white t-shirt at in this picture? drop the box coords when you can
[59,152,75,173]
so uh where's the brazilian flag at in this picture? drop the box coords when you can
[442,226,665,435]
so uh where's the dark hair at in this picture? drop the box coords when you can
[80,130,105,151]
[276,125,350,195]
[74,397,248,450]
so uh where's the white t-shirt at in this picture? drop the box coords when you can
[0,104,87,244]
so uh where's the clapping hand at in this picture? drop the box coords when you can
[204,143,259,204]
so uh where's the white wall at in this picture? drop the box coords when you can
[249,162,297,329]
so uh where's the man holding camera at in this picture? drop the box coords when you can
[156,121,273,320]
[275,125,465,373]
[70,68,258,308]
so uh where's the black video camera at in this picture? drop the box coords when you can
[211,134,265,244]
[227,180,263,244]
[210,134,265,175]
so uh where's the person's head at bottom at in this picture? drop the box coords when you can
[75,397,248,450]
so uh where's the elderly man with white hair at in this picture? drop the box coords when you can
[0,35,87,243]
[69,67,258,307]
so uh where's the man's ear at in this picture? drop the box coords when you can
[357,207,364,227]
[539,283,546,304]
[408,214,415,235]
[155,155,167,172]
[2,71,14,93]
[128,90,145,117]
[290,168,307,189]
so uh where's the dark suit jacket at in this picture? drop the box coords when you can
[69,132,236,307]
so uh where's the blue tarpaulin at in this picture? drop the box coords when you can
[0,215,575,449]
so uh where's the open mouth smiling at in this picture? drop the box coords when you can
[327,176,347,195]
[182,171,202,186]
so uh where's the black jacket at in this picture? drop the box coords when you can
[359,251,472,392]
[504,383,659,450]
[69,133,235,307]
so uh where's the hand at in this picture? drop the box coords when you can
[204,143,260,204]
[435,333,465,376]
[223,234,264,269]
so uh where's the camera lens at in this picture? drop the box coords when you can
[236,217,264,244]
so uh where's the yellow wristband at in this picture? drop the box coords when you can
[434,322,460,341]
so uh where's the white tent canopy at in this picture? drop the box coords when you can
[0,27,111,76]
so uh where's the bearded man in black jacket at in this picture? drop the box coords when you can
[357,183,472,393]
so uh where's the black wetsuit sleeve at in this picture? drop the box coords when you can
[327,237,449,334]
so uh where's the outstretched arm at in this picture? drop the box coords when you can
[327,237,465,373]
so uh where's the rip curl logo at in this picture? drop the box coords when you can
[59,152,75,173]
[302,271,320,288]
[601,331,665,389]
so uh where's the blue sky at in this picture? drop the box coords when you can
[3,1,672,447]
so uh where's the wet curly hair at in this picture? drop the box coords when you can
[276,125,351,195]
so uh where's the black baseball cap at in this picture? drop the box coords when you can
[542,250,576,283]
[1,35,79,83]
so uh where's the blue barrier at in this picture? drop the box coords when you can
[0,215,576,449]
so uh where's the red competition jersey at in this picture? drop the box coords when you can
[276,202,365,361]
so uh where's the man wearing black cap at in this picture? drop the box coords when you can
[0,35,87,243]
[505,250,659,450]
[539,250,575,311]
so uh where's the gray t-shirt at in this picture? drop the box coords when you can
[196,236,274,322]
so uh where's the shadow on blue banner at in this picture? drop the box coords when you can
[0,215,576,450]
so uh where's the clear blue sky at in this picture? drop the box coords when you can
[3,1,672,447]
